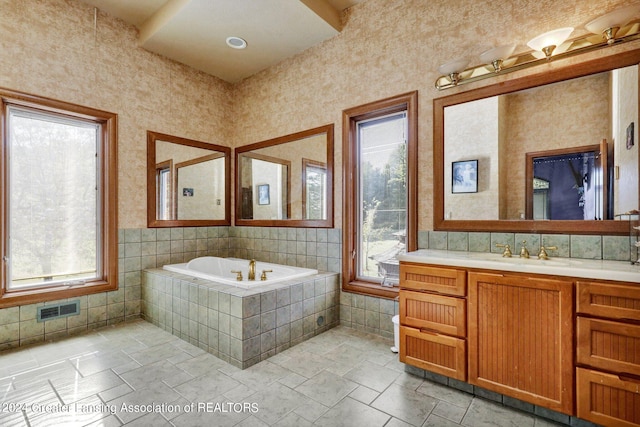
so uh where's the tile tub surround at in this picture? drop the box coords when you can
[142,268,340,369]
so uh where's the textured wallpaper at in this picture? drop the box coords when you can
[0,0,233,228]
[2,0,639,230]
[232,0,640,229]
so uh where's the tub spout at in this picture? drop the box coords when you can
[248,259,256,280]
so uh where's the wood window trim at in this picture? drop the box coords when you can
[302,158,326,220]
[239,152,292,220]
[342,91,418,299]
[0,88,118,309]
[156,159,174,220]
[524,142,605,220]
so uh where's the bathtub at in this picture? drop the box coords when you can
[163,256,319,288]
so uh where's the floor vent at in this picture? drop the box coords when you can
[37,300,80,322]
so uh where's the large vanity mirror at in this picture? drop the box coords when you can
[147,131,231,227]
[434,49,640,234]
[235,124,334,227]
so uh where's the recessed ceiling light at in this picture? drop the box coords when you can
[226,36,247,49]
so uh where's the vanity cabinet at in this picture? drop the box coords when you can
[468,272,574,415]
[576,281,640,427]
[398,263,467,381]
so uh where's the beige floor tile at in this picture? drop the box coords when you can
[174,352,227,376]
[433,400,468,423]
[424,414,465,427]
[348,385,380,405]
[272,412,313,427]
[277,371,307,389]
[343,359,400,392]
[72,350,135,377]
[417,380,474,408]
[231,360,291,391]
[314,397,390,427]
[249,382,312,425]
[292,397,330,422]
[295,370,358,407]
[371,383,438,426]
[54,369,125,405]
[120,359,187,390]
[235,414,270,427]
[461,398,536,427]
[0,320,578,427]
[173,370,240,402]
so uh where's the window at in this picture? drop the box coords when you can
[1,90,118,307]
[342,92,417,298]
[302,159,327,220]
[156,160,173,220]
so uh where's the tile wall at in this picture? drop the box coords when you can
[0,225,634,353]
[0,227,229,351]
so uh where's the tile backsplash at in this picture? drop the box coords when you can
[0,226,633,352]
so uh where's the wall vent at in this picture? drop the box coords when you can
[37,300,80,322]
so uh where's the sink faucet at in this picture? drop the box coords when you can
[495,243,512,257]
[519,240,530,258]
[538,245,558,260]
[248,259,256,280]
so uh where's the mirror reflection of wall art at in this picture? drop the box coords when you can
[257,184,270,205]
[627,122,635,150]
[452,160,478,193]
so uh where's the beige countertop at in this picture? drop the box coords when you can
[398,249,640,283]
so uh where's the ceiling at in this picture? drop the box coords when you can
[78,0,364,83]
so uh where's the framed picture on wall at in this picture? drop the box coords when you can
[257,184,270,205]
[452,160,478,193]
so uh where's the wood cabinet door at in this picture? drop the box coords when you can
[399,263,466,296]
[577,281,640,322]
[400,290,466,337]
[468,272,574,415]
[577,367,640,427]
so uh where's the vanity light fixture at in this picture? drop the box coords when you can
[437,58,470,85]
[226,36,247,49]
[586,4,640,44]
[526,27,574,58]
[435,5,640,90]
[479,44,517,72]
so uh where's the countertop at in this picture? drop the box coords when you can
[398,249,640,283]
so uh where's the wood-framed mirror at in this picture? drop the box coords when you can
[434,48,640,235]
[147,131,231,227]
[235,124,334,227]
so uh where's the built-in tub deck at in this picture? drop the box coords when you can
[142,268,340,369]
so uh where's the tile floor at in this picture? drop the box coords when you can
[0,319,569,426]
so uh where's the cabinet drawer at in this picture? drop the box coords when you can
[399,325,466,381]
[399,263,466,296]
[399,290,466,337]
[577,317,640,376]
[576,367,640,427]
[577,281,640,321]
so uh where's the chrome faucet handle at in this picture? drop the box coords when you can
[538,245,558,260]
[230,270,243,281]
[495,243,512,257]
[260,269,273,281]
[519,240,530,258]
